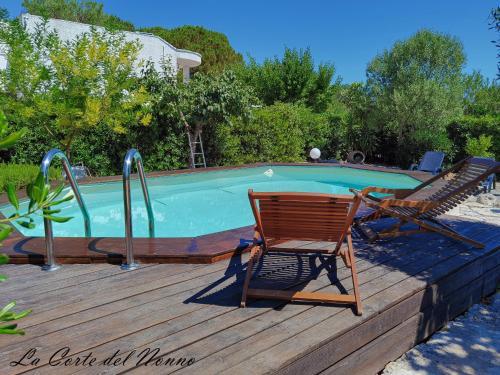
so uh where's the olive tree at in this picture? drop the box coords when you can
[367,30,466,165]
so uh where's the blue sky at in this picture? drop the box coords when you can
[4,0,499,83]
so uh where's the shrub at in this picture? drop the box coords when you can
[217,103,334,164]
[464,135,494,158]
[447,115,500,161]
[0,164,61,191]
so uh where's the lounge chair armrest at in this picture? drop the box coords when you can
[351,187,414,199]
[253,225,264,245]
[360,187,399,194]
[409,163,418,171]
[349,189,382,207]
[379,199,439,210]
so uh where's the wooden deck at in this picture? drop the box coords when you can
[0,216,498,375]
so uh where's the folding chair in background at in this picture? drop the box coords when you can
[410,151,445,175]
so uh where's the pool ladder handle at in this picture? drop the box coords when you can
[40,149,92,271]
[121,149,155,271]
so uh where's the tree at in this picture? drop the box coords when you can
[366,30,466,165]
[140,26,243,74]
[236,47,335,112]
[491,6,500,79]
[0,7,9,21]
[141,64,256,167]
[338,83,378,157]
[0,23,152,160]
[22,0,134,31]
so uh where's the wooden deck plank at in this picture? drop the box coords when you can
[0,218,497,375]
[0,260,238,339]
[1,263,203,312]
[320,268,498,375]
[0,244,384,349]
[61,247,399,375]
[7,239,401,374]
[214,239,499,374]
[277,252,500,375]
[0,264,160,296]
[196,228,498,375]
[5,246,381,375]
[120,224,493,375]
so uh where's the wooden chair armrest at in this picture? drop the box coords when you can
[253,226,263,245]
[350,189,381,208]
[361,187,399,194]
[349,186,413,202]
[352,186,414,199]
[379,199,439,210]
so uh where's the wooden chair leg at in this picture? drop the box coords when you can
[338,245,351,268]
[415,219,485,249]
[347,233,362,316]
[240,246,261,307]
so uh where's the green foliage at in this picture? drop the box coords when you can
[336,83,378,157]
[0,300,31,335]
[448,115,500,160]
[0,164,61,192]
[236,48,335,112]
[217,103,333,165]
[465,135,494,157]
[0,7,9,21]
[0,110,72,336]
[22,0,134,30]
[0,23,152,160]
[0,111,27,151]
[463,73,500,116]
[140,26,243,74]
[367,29,466,166]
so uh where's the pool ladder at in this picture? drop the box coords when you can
[39,149,154,271]
[121,149,155,270]
[41,149,91,271]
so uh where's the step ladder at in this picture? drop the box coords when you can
[188,132,207,168]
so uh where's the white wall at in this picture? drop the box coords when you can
[0,14,201,77]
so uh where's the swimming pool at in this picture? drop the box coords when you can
[1,165,421,238]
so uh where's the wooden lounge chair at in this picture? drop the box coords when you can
[241,190,363,315]
[351,157,500,249]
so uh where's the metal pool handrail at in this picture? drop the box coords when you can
[41,149,91,271]
[122,149,155,270]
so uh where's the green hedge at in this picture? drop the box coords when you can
[0,164,61,192]
[207,103,334,165]
[447,115,500,160]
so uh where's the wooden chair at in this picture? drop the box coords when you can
[241,190,363,315]
[352,157,500,249]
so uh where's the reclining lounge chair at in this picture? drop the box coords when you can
[241,190,363,315]
[352,157,500,249]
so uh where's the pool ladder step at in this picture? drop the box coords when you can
[121,149,155,270]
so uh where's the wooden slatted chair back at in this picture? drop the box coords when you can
[248,191,360,244]
[420,157,500,219]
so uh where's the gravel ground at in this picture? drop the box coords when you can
[382,294,499,375]
[382,189,500,375]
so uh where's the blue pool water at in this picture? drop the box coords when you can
[0,166,421,238]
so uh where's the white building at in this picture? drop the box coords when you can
[0,13,201,81]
